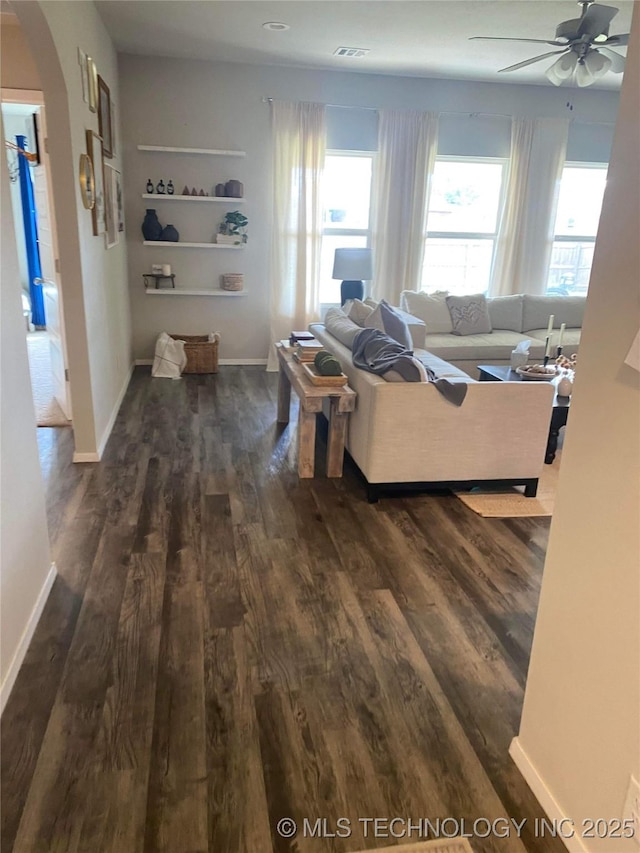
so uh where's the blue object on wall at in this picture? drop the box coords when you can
[17,134,46,327]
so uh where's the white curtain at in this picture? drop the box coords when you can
[490,117,569,296]
[371,109,439,304]
[267,100,326,370]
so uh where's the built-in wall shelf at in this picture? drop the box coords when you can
[141,193,245,203]
[137,145,246,157]
[145,289,247,297]
[142,241,244,249]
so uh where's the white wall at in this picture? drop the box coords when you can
[0,115,53,707]
[0,12,41,91]
[513,9,640,851]
[14,0,132,456]
[119,54,620,362]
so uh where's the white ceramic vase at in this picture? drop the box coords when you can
[557,375,573,396]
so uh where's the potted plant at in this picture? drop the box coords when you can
[216,210,248,244]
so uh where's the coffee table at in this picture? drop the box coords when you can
[477,364,569,464]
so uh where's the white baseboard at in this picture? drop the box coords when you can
[135,358,267,366]
[72,363,134,464]
[0,563,57,715]
[509,738,588,853]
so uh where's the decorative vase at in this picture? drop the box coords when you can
[557,375,573,397]
[225,179,243,198]
[167,180,174,195]
[146,179,154,193]
[215,183,225,197]
[160,223,179,242]
[156,180,165,194]
[141,209,163,241]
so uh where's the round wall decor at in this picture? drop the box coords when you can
[79,152,95,210]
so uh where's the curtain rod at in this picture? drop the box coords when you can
[261,97,615,125]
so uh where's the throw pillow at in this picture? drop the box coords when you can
[400,290,453,334]
[364,297,379,309]
[446,294,492,336]
[365,299,413,350]
[324,307,361,350]
[343,298,374,327]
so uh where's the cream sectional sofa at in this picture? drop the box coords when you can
[400,292,585,377]
[309,315,555,502]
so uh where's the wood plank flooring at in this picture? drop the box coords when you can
[2,367,565,853]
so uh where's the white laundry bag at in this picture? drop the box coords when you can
[152,332,188,379]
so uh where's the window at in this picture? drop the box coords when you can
[319,152,373,304]
[546,164,607,295]
[422,158,505,296]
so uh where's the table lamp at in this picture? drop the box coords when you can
[332,248,373,306]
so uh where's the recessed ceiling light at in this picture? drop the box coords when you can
[263,22,290,32]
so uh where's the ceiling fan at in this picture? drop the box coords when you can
[470,1,629,87]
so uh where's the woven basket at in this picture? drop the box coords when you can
[221,273,244,292]
[170,334,219,374]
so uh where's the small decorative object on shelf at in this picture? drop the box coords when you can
[167,180,174,195]
[143,273,176,290]
[191,187,198,196]
[160,223,179,242]
[156,179,166,194]
[221,273,244,292]
[225,179,243,198]
[162,263,172,276]
[146,178,154,193]
[199,188,205,196]
[141,208,163,240]
[182,184,190,196]
[216,210,248,244]
[215,183,225,197]
[151,264,163,274]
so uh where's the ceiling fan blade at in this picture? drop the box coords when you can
[498,50,569,74]
[598,46,626,72]
[470,36,567,46]
[604,33,629,46]
[578,3,618,37]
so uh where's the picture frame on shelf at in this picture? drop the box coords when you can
[86,129,105,235]
[103,162,118,249]
[97,75,113,157]
[87,56,98,113]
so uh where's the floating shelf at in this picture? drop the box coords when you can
[142,193,245,203]
[142,241,244,249]
[145,288,247,297]
[137,144,245,157]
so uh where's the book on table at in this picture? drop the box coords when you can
[289,330,315,344]
[294,340,324,363]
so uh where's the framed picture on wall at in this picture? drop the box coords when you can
[97,75,113,158]
[103,163,118,249]
[77,48,88,105]
[115,169,124,233]
[87,57,98,113]
[86,129,105,235]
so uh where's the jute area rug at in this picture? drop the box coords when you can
[27,332,70,427]
[353,840,473,852]
[455,452,561,518]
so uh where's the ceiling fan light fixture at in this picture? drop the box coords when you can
[584,49,612,75]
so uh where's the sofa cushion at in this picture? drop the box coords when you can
[324,307,361,350]
[365,300,413,349]
[364,297,379,309]
[400,290,453,334]
[414,348,477,383]
[488,295,524,332]
[446,294,492,336]
[526,328,581,353]
[420,330,546,361]
[522,295,586,332]
[343,298,374,327]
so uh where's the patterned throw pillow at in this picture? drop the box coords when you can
[446,294,493,336]
[365,300,414,350]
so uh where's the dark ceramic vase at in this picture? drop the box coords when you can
[160,224,179,242]
[141,209,162,241]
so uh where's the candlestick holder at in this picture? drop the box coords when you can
[543,355,550,366]
[556,345,563,359]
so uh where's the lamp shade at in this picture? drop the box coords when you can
[332,247,373,281]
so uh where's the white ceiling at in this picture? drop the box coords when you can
[95,0,633,90]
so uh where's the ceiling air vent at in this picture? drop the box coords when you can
[333,47,370,58]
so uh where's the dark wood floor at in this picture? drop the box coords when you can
[2,367,565,853]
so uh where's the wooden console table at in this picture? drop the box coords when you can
[276,342,356,478]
